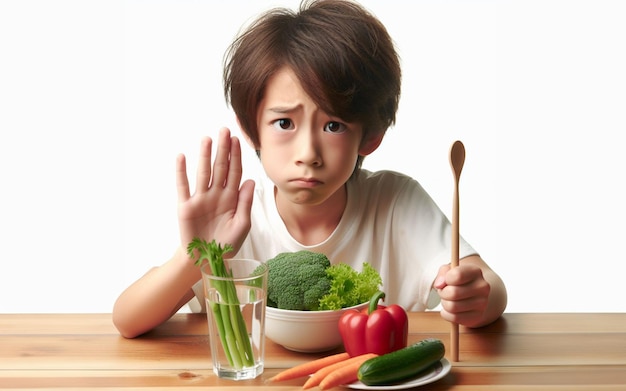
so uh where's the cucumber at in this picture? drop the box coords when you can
[357,338,445,386]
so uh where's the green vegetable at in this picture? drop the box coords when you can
[187,238,254,369]
[318,262,382,310]
[259,251,332,310]
[357,338,445,386]
[255,250,382,311]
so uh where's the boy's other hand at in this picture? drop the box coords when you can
[434,259,491,328]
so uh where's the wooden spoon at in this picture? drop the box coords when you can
[449,140,465,362]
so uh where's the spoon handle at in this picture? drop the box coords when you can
[449,140,465,362]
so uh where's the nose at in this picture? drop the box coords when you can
[294,127,322,167]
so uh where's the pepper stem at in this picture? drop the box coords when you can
[368,291,386,314]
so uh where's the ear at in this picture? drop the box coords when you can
[358,133,385,156]
[236,116,258,150]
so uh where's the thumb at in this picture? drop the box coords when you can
[433,264,451,289]
[236,179,255,215]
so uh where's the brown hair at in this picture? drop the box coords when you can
[223,0,401,170]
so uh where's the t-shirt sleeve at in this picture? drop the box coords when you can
[382,172,477,311]
[188,279,206,313]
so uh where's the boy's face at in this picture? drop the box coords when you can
[252,67,367,208]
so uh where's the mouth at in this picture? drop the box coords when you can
[290,177,323,187]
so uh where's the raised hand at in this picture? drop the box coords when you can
[176,128,255,257]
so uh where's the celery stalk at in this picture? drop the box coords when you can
[188,238,255,369]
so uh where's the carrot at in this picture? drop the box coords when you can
[319,356,371,390]
[269,352,350,382]
[302,353,377,390]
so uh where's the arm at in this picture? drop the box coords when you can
[433,254,507,328]
[113,128,255,338]
[112,248,199,338]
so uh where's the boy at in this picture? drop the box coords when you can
[113,0,507,338]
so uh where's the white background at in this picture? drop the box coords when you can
[1,0,624,314]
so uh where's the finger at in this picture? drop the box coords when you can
[224,136,244,191]
[433,264,451,289]
[236,179,255,218]
[439,308,455,323]
[210,128,232,189]
[441,294,488,314]
[176,154,191,202]
[195,137,213,193]
[227,179,255,249]
[445,264,483,286]
[440,293,489,327]
[439,276,491,303]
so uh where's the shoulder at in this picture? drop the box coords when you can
[347,169,439,218]
[350,169,426,197]
[353,168,411,184]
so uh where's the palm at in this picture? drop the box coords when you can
[176,129,254,256]
[178,187,248,251]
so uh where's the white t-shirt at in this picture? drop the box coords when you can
[190,169,476,313]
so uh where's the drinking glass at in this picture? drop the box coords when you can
[201,258,268,380]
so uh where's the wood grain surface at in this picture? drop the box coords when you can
[1,312,625,389]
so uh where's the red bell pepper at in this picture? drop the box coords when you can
[338,291,408,357]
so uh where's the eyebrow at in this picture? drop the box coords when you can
[266,105,301,114]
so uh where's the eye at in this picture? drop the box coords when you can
[324,121,346,134]
[272,118,294,131]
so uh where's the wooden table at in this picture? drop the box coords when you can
[1,312,625,390]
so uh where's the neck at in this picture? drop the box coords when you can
[275,186,347,246]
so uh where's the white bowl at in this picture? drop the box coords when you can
[265,302,368,353]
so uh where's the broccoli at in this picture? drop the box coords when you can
[260,251,332,311]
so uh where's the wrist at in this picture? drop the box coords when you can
[171,246,202,281]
